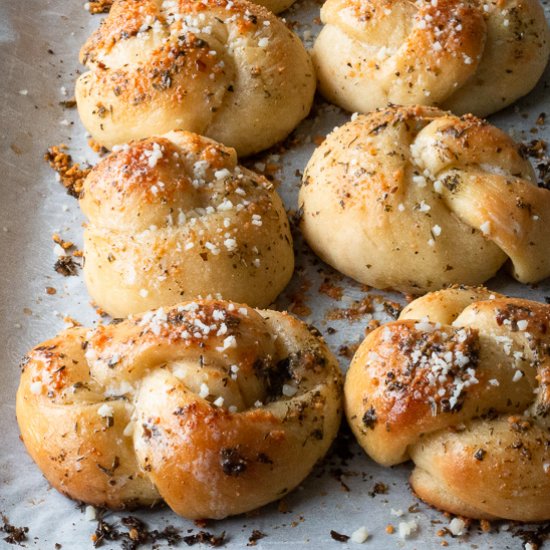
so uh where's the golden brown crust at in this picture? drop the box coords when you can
[75,0,315,156]
[253,0,297,12]
[299,106,550,294]
[17,300,343,519]
[80,131,294,317]
[345,287,550,521]
[313,0,550,116]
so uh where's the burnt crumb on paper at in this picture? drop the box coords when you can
[247,529,266,546]
[519,138,550,190]
[183,530,226,547]
[54,255,80,277]
[369,481,388,497]
[326,294,402,322]
[59,98,77,109]
[513,523,550,550]
[330,467,351,492]
[91,512,184,549]
[330,529,350,542]
[1,514,28,545]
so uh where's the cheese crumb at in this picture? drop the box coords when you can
[223,335,237,350]
[480,221,491,235]
[98,404,114,418]
[517,319,528,331]
[145,142,163,168]
[214,168,231,180]
[85,506,97,521]
[205,242,221,255]
[512,370,523,382]
[418,200,431,212]
[224,238,237,251]
[350,526,369,543]
[282,384,298,397]
[448,518,466,536]
[398,520,418,539]
[213,396,225,407]
[412,175,427,187]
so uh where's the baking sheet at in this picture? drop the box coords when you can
[1,0,550,547]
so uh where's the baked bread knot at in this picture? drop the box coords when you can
[80,131,294,317]
[17,300,343,519]
[299,105,550,295]
[313,0,550,117]
[75,0,315,156]
[346,286,550,521]
[253,0,297,13]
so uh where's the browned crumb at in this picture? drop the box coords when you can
[63,316,82,328]
[73,250,84,258]
[480,519,491,533]
[52,233,74,250]
[59,98,77,109]
[326,296,401,322]
[286,281,312,317]
[318,280,344,301]
[88,138,109,156]
[386,524,395,534]
[338,342,360,359]
[91,302,109,318]
[87,0,113,14]
[45,286,57,295]
[45,145,90,198]
[365,318,381,335]
[193,519,209,529]
[519,138,549,189]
